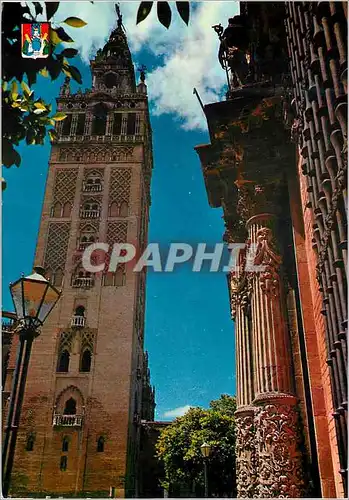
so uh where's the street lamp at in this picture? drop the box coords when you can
[200,442,211,498]
[2,267,61,498]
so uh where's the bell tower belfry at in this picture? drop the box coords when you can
[6,9,154,498]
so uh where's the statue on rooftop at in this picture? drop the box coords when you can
[115,3,126,31]
[216,16,250,88]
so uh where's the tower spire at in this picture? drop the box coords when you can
[115,3,126,32]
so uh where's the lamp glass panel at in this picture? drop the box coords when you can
[201,443,211,457]
[10,280,24,319]
[37,285,60,323]
[22,279,48,319]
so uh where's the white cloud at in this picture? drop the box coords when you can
[163,404,192,418]
[49,1,239,129]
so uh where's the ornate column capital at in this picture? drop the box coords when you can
[236,182,285,223]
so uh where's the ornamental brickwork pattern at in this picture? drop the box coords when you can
[44,222,71,272]
[53,169,78,206]
[58,145,134,163]
[109,167,132,206]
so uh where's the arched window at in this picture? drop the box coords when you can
[76,114,85,135]
[119,202,128,217]
[64,397,77,415]
[62,114,72,136]
[26,434,35,452]
[92,104,108,136]
[105,73,118,89]
[53,202,62,218]
[127,113,136,135]
[57,350,70,372]
[80,350,92,373]
[115,267,125,286]
[97,436,105,452]
[109,202,119,217]
[75,305,85,317]
[53,268,63,287]
[62,202,71,218]
[104,272,114,287]
[62,436,69,452]
[60,455,68,471]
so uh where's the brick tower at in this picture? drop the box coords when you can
[5,13,154,498]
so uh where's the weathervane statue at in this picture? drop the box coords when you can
[115,3,126,31]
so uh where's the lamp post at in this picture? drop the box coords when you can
[2,267,61,497]
[200,442,211,498]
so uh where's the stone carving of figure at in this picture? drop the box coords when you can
[217,16,250,88]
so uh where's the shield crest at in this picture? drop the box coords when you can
[21,23,51,59]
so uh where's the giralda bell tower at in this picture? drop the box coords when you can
[7,11,154,498]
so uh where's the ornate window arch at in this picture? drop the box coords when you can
[57,349,70,372]
[62,436,69,452]
[97,436,105,452]
[26,433,35,452]
[80,349,92,372]
[52,202,62,218]
[64,397,76,415]
[92,103,108,136]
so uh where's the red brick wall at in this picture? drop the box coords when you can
[289,153,343,497]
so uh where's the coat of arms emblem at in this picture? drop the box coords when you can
[21,23,50,59]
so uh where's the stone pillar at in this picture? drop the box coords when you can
[233,184,306,497]
[228,235,257,497]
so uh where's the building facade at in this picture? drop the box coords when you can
[195,2,347,498]
[4,16,155,497]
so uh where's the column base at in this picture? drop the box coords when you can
[235,406,257,498]
[254,393,306,497]
[235,396,307,498]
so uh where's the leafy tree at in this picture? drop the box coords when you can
[2,2,86,168]
[209,393,237,416]
[156,395,236,497]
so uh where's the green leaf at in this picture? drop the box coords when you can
[136,2,153,24]
[39,68,49,77]
[51,112,67,121]
[176,2,190,25]
[11,80,18,95]
[33,2,43,16]
[45,2,60,20]
[48,129,57,142]
[52,27,74,43]
[34,102,47,110]
[59,48,78,58]
[2,81,8,91]
[21,81,32,96]
[33,108,45,114]
[2,138,21,168]
[157,2,172,29]
[62,17,87,28]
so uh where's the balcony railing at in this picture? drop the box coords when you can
[2,311,17,333]
[57,134,144,143]
[71,315,85,328]
[72,277,94,288]
[52,414,83,427]
[83,183,103,193]
[80,209,100,219]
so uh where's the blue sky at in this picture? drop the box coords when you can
[2,1,237,420]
